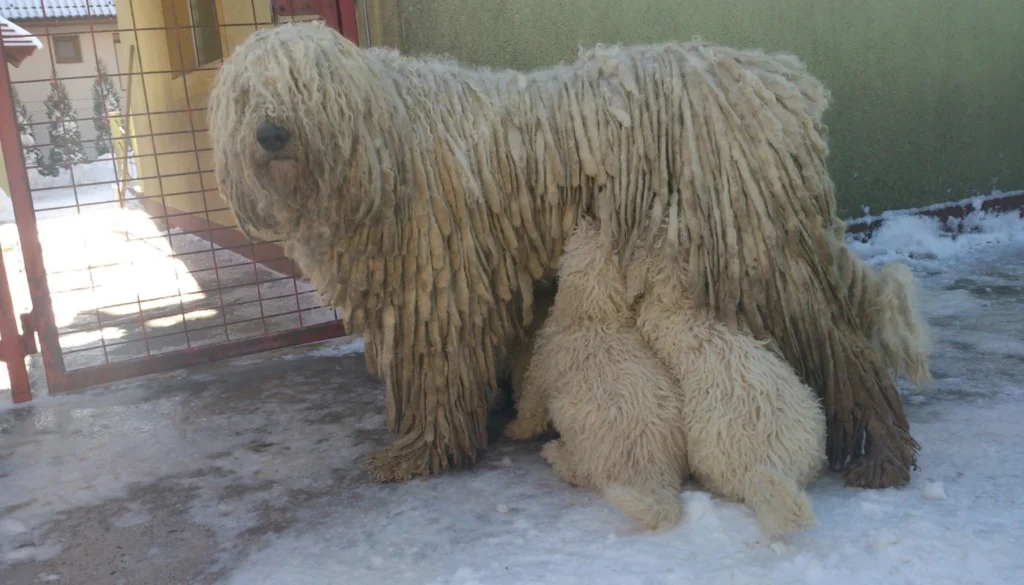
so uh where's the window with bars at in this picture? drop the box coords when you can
[54,34,83,64]
[189,0,223,67]
[164,0,224,74]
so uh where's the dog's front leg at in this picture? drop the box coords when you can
[366,352,491,482]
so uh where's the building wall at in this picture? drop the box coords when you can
[112,0,279,233]
[397,0,1024,217]
[7,20,127,162]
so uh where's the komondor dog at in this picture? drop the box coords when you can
[208,20,930,487]
[522,220,689,531]
[626,235,827,539]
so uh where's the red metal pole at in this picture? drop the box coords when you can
[0,245,31,403]
[0,45,34,402]
[0,33,69,396]
[269,1,358,41]
[50,320,347,394]
[338,0,361,44]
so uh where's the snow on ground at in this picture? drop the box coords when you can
[1,202,1024,584]
[1,155,138,224]
[221,207,1024,585]
[26,154,139,216]
[24,153,138,193]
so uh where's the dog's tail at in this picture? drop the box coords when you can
[837,244,932,386]
[743,465,816,540]
[873,262,933,386]
[603,484,682,532]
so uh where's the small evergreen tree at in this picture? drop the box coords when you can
[92,59,121,157]
[10,87,45,172]
[43,78,88,174]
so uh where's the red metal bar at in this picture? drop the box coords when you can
[0,35,66,398]
[270,0,359,43]
[0,245,32,403]
[48,320,347,394]
[166,1,237,351]
[338,0,361,44]
[272,0,341,30]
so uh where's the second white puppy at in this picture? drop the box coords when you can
[628,236,828,540]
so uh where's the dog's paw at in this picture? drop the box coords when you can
[365,442,432,483]
[539,439,589,487]
[844,452,912,489]
[539,439,564,465]
[756,492,815,540]
[844,422,917,489]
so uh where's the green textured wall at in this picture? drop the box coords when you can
[398,0,1024,218]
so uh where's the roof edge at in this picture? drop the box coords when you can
[3,15,118,24]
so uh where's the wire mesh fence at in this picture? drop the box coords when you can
[1,1,351,396]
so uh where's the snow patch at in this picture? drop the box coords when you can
[1,541,63,566]
[307,337,366,358]
[922,482,947,501]
[276,337,366,361]
[0,517,29,536]
[868,528,900,552]
[847,190,1024,230]
[109,506,152,529]
[27,154,126,192]
[2,156,140,226]
[847,200,1024,267]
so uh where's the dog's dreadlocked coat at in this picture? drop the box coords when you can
[207,21,930,488]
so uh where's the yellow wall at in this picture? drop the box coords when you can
[114,0,276,231]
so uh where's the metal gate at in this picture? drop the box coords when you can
[1,1,359,402]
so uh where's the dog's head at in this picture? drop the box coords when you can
[208,21,387,239]
[554,219,632,321]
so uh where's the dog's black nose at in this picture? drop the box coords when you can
[256,122,290,153]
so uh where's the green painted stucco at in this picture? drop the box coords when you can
[398,0,1024,218]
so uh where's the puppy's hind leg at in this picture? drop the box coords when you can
[743,465,816,540]
[540,439,590,488]
[603,484,683,532]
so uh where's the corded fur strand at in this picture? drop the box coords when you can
[208,21,928,487]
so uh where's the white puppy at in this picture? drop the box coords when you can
[628,239,827,540]
[516,219,690,531]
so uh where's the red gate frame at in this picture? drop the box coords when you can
[272,0,361,43]
[0,241,32,404]
[0,1,360,400]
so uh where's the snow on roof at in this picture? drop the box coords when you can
[2,15,43,66]
[1,15,41,47]
[0,1,116,20]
